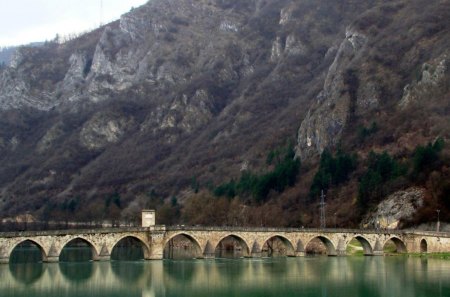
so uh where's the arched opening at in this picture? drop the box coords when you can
[9,240,45,285]
[420,239,428,253]
[163,234,202,259]
[10,240,45,263]
[111,236,148,261]
[262,236,295,257]
[347,236,373,256]
[383,237,407,254]
[305,236,337,256]
[59,238,97,262]
[215,235,250,258]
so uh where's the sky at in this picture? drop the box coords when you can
[0,0,149,47]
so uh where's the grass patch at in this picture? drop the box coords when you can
[347,238,365,256]
[408,253,450,260]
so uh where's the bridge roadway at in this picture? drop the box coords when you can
[0,226,449,263]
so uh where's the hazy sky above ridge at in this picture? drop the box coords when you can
[0,0,149,46]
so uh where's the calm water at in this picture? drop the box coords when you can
[2,255,450,297]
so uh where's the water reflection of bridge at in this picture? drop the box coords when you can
[1,226,450,263]
[1,257,449,296]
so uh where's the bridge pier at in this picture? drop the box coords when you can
[147,251,164,260]
[295,251,305,257]
[98,244,111,261]
[203,253,215,259]
[336,249,347,257]
[251,252,262,258]
[0,257,8,264]
[97,255,111,261]
[44,256,60,263]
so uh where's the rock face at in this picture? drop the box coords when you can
[362,188,425,229]
[80,113,134,150]
[399,53,449,109]
[0,0,448,220]
[295,27,368,160]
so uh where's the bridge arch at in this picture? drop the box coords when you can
[59,237,99,261]
[164,232,203,259]
[262,235,296,257]
[111,235,151,260]
[9,239,47,262]
[305,236,337,256]
[214,234,251,258]
[348,235,374,256]
[420,239,428,253]
[384,236,407,253]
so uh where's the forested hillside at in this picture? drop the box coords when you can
[0,0,448,229]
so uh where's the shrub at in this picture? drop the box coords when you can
[214,142,301,202]
[310,149,357,198]
[358,151,407,207]
[412,137,444,176]
[357,122,378,142]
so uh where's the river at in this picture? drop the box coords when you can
[2,251,450,297]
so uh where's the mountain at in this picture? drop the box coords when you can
[0,47,17,67]
[0,43,43,67]
[0,0,448,227]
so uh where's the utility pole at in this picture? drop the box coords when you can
[320,190,326,229]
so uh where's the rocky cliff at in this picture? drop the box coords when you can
[0,0,448,226]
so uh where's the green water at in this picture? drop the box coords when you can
[2,256,450,297]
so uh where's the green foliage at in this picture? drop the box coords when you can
[310,149,358,198]
[412,137,444,176]
[214,143,301,202]
[213,180,236,198]
[105,192,122,209]
[60,197,80,213]
[357,122,378,142]
[358,151,406,207]
[191,177,200,193]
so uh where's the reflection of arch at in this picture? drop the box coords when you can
[111,236,150,260]
[10,240,47,263]
[349,236,374,256]
[110,260,144,283]
[420,239,428,253]
[214,234,250,258]
[9,261,45,285]
[262,236,295,257]
[164,233,202,259]
[384,237,407,253]
[163,259,198,282]
[59,261,94,283]
[60,237,98,262]
[305,236,337,256]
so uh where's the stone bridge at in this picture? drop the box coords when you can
[1,226,449,263]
